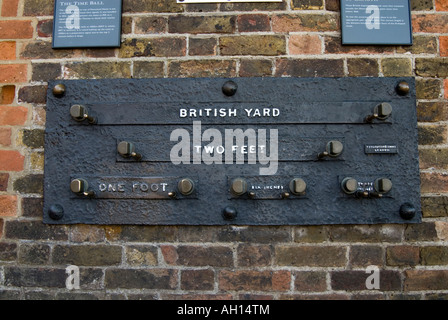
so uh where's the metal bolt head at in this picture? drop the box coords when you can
[374,178,392,194]
[222,80,238,96]
[289,178,306,195]
[48,204,64,220]
[230,178,247,196]
[53,84,66,97]
[375,103,392,120]
[396,81,410,96]
[342,177,358,194]
[70,104,88,121]
[222,206,237,221]
[70,178,88,194]
[117,141,135,157]
[327,140,343,157]
[178,178,194,196]
[400,203,416,220]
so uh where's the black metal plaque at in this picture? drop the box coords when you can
[52,0,122,49]
[44,77,421,225]
[341,0,412,45]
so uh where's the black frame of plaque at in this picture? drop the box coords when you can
[52,0,122,49]
[340,0,412,46]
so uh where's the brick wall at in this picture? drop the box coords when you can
[0,0,447,300]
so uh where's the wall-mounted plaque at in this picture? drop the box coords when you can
[341,0,412,45]
[177,0,282,3]
[52,0,122,49]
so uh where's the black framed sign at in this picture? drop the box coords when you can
[52,0,122,49]
[340,0,412,45]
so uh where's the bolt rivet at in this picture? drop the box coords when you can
[53,84,66,97]
[396,81,410,96]
[222,81,237,96]
[400,203,416,220]
[222,206,237,221]
[48,204,64,220]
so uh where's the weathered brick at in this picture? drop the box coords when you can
[119,38,186,58]
[292,0,324,10]
[412,0,434,11]
[53,245,122,266]
[165,245,233,267]
[105,268,178,289]
[239,59,272,77]
[237,14,271,32]
[0,172,8,191]
[405,221,438,242]
[18,85,47,104]
[0,195,17,217]
[169,15,235,34]
[181,269,215,290]
[0,20,33,39]
[185,3,218,12]
[417,102,447,122]
[436,221,448,241]
[326,0,340,11]
[404,270,448,291]
[21,41,77,60]
[396,36,437,54]
[419,149,448,170]
[13,174,43,194]
[0,64,28,83]
[219,270,290,291]
[421,246,448,265]
[275,246,347,267]
[418,124,447,145]
[329,225,403,243]
[123,0,184,13]
[220,2,286,11]
[133,61,165,78]
[413,14,448,33]
[422,196,448,217]
[445,79,448,100]
[189,38,217,56]
[20,129,44,148]
[22,197,43,218]
[442,36,448,57]
[0,151,24,171]
[168,59,236,78]
[325,36,394,54]
[134,16,167,34]
[417,78,442,99]
[0,242,17,261]
[386,246,420,266]
[331,270,401,291]
[106,225,176,242]
[349,245,384,267]
[294,226,328,243]
[416,58,448,77]
[0,127,11,146]
[1,85,15,104]
[421,172,448,193]
[220,35,286,56]
[237,244,272,267]
[289,34,321,54]
[216,226,291,243]
[275,58,344,77]
[4,267,66,288]
[63,62,132,79]
[272,14,339,32]
[18,243,50,264]
[294,271,327,292]
[70,225,105,243]
[125,245,158,266]
[381,58,412,76]
[23,0,53,16]
[347,58,379,77]
[5,220,68,241]
[32,63,61,81]
[0,41,16,60]
[37,20,53,38]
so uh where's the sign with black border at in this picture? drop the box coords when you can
[52,0,122,49]
[341,0,412,45]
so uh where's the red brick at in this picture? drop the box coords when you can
[0,150,24,171]
[441,36,448,57]
[0,219,3,239]
[404,270,448,291]
[0,64,28,83]
[412,14,448,33]
[436,0,448,11]
[289,34,321,54]
[272,14,339,32]
[0,20,33,39]
[0,106,28,125]
[1,0,19,17]
[0,41,16,60]
[0,172,8,191]
[237,14,271,32]
[0,127,11,146]
[0,195,18,217]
